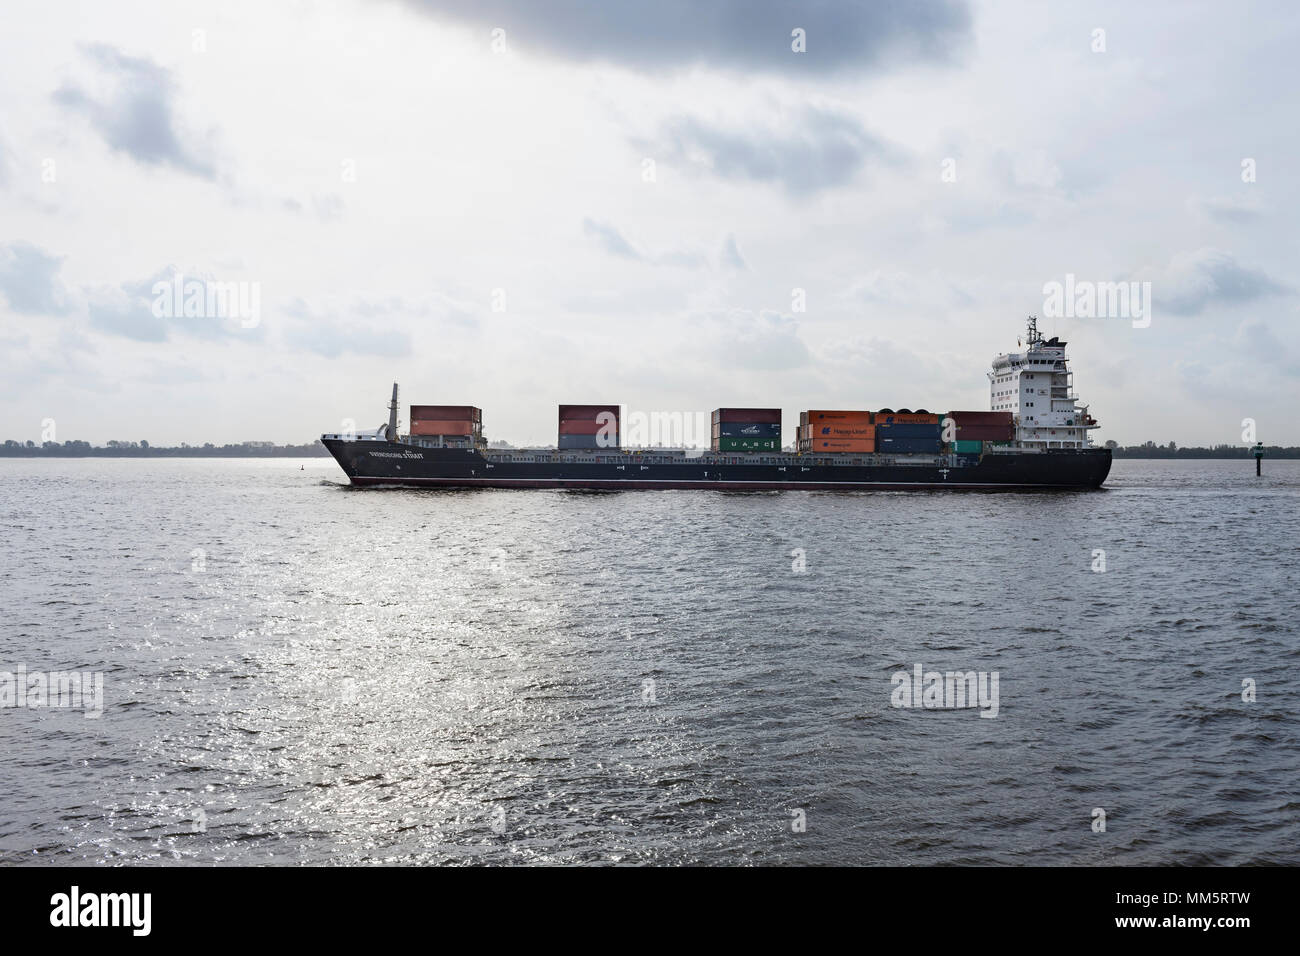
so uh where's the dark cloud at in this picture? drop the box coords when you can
[1156,249,1289,316]
[403,0,971,74]
[648,106,900,195]
[53,45,216,179]
[0,241,72,314]
[1191,196,1262,224]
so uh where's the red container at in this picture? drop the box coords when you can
[805,409,873,424]
[559,418,617,435]
[955,425,1015,441]
[410,405,480,422]
[946,411,1013,426]
[712,407,781,424]
[411,419,477,436]
[559,404,620,421]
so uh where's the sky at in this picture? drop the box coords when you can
[1,0,1297,447]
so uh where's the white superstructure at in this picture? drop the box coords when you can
[988,317,1097,449]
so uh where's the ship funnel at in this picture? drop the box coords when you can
[386,383,399,441]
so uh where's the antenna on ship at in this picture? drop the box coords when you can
[1026,315,1042,348]
[386,383,399,441]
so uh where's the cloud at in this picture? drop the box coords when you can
[0,241,73,315]
[1190,195,1263,224]
[648,106,899,195]
[403,0,971,75]
[282,299,414,358]
[53,45,216,179]
[696,309,811,370]
[1148,249,1289,316]
[582,218,641,260]
[88,269,266,342]
[720,234,748,271]
[0,126,11,187]
[582,218,709,269]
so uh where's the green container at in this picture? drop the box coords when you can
[953,440,983,454]
[714,437,780,452]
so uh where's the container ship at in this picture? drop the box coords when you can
[321,318,1111,490]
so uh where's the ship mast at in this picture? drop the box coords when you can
[387,383,399,440]
[1025,315,1043,349]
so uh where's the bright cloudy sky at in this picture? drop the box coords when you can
[2,0,1297,446]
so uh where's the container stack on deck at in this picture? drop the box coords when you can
[711,408,781,452]
[558,404,621,450]
[798,410,875,454]
[409,405,482,444]
[874,409,942,455]
[943,410,1015,454]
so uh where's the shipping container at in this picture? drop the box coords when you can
[945,410,1014,426]
[877,436,942,454]
[874,422,941,438]
[712,407,781,424]
[803,438,875,454]
[952,440,984,454]
[954,424,1016,441]
[875,412,940,425]
[809,423,874,440]
[558,434,620,450]
[410,405,481,422]
[804,409,874,424]
[713,421,782,438]
[410,420,478,436]
[558,418,620,436]
[558,404,620,420]
[712,437,780,452]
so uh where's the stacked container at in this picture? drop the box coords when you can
[798,410,875,454]
[410,405,482,442]
[711,408,781,452]
[944,410,1015,443]
[558,404,620,450]
[875,409,942,455]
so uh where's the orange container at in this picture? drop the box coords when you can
[410,419,476,436]
[806,423,874,440]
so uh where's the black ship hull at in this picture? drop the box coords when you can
[322,439,1111,491]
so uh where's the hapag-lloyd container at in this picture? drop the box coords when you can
[875,411,939,425]
[809,423,874,440]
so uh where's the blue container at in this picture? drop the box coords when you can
[874,422,940,438]
[558,435,618,450]
[715,421,781,438]
[878,436,941,454]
